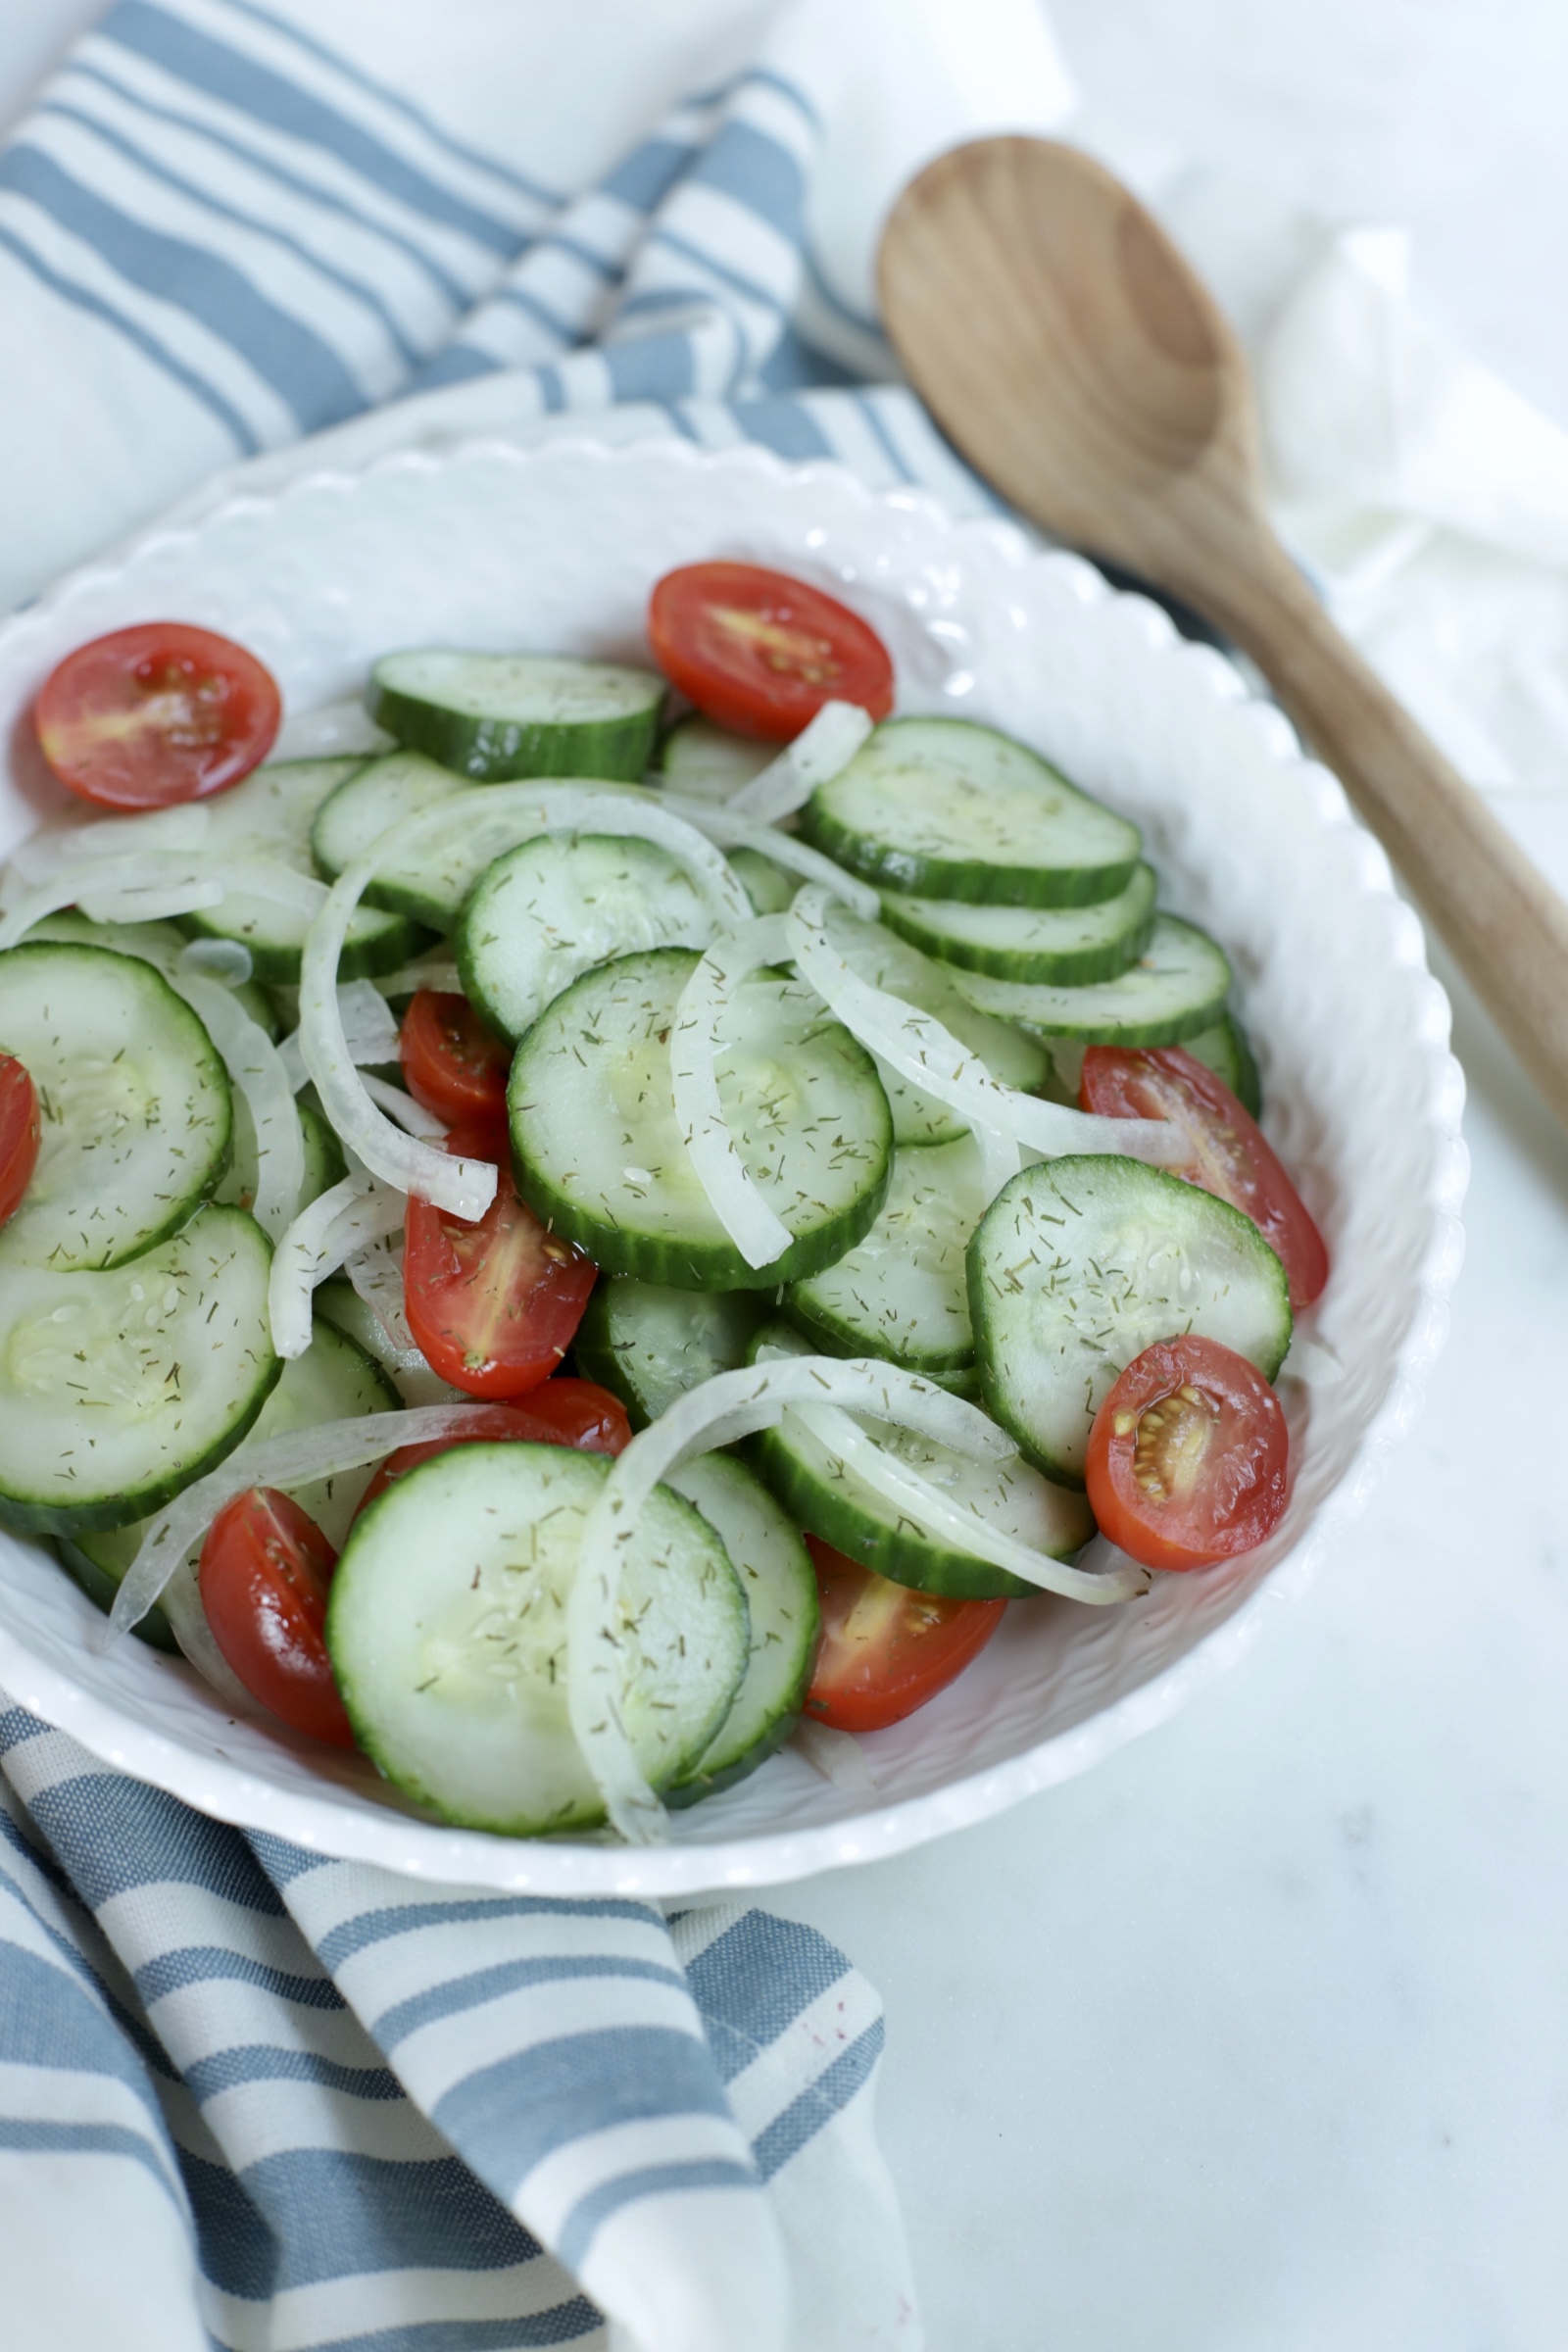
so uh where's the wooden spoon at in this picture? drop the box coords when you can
[879,135,1568,1129]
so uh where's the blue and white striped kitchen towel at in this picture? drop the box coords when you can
[0,1,1081,2344]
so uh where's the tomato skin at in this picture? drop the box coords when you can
[1080,1044,1329,1310]
[34,622,281,810]
[355,1380,631,1515]
[1085,1335,1289,1574]
[198,1488,355,1745]
[404,1125,597,1398]
[648,562,895,741]
[400,990,512,1127]
[803,1538,1006,1732]
[0,1055,40,1228]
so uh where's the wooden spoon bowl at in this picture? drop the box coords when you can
[880,137,1568,1134]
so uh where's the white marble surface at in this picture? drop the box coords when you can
[5,3,1568,2345]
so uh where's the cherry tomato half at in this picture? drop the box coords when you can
[404,1125,597,1398]
[34,622,281,810]
[648,562,895,741]
[1085,1335,1289,1574]
[400,989,512,1128]
[1080,1044,1329,1310]
[355,1380,632,1515]
[803,1537,1006,1733]
[198,1487,355,1745]
[0,1054,40,1228]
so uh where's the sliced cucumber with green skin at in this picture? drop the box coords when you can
[879,862,1157,985]
[968,1154,1293,1486]
[23,909,279,1037]
[953,916,1232,1046]
[313,1279,466,1405]
[0,1205,280,1538]
[801,717,1142,908]
[327,1442,749,1835]
[1184,1011,1262,1117]
[172,759,428,983]
[665,1451,818,1803]
[744,1320,1093,1599]
[657,712,773,802]
[728,847,796,916]
[0,942,230,1273]
[369,651,666,783]
[784,1134,983,1375]
[509,947,893,1291]
[456,832,714,1046]
[573,1279,766,1429]
[48,1314,394,1637]
[313,751,655,931]
[824,905,1052,1146]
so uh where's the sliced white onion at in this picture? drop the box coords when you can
[299,783,751,1219]
[791,1719,876,1789]
[171,966,304,1239]
[279,979,402,1090]
[370,960,464,1000]
[668,913,794,1270]
[360,1073,447,1138]
[269,1170,405,1359]
[787,1399,1148,1604]
[785,887,1187,1176]
[8,802,213,884]
[725,700,873,824]
[568,1353,1016,1842]
[662,794,880,919]
[0,853,322,950]
[344,1229,416,1350]
[107,1403,496,1641]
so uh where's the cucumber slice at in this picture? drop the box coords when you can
[665,1452,818,1802]
[369,651,665,783]
[728,847,796,916]
[968,1154,1293,1485]
[745,1321,1093,1599]
[313,1279,465,1406]
[22,909,279,1037]
[1184,1011,1263,1117]
[0,1205,280,1537]
[0,942,230,1272]
[312,750,654,931]
[509,947,893,1290]
[657,712,773,802]
[953,915,1232,1046]
[784,1134,983,1375]
[801,717,1142,907]
[173,759,427,982]
[456,833,714,1045]
[824,905,1052,1146]
[49,1314,395,1638]
[573,1279,766,1429]
[327,1442,748,1835]
[879,862,1157,984]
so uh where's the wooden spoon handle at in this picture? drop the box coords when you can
[1201,537,1568,1123]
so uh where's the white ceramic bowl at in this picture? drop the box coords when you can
[0,436,1466,1895]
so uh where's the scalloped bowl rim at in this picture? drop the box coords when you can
[0,433,1468,1895]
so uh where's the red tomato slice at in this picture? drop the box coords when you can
[648,562,895,741]
[803,1537,1006,1732]
[0,1054,40,1228]
[400,989,512,1127]
[1085,1335,1289,1574]
[354,1380,631,1516]
[1080,1044,1329,1310]
[198,1488,355,1745]
[404,1125,596,1397]
[34,622,281,810]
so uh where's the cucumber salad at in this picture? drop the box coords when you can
[0,563,1328,1844]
